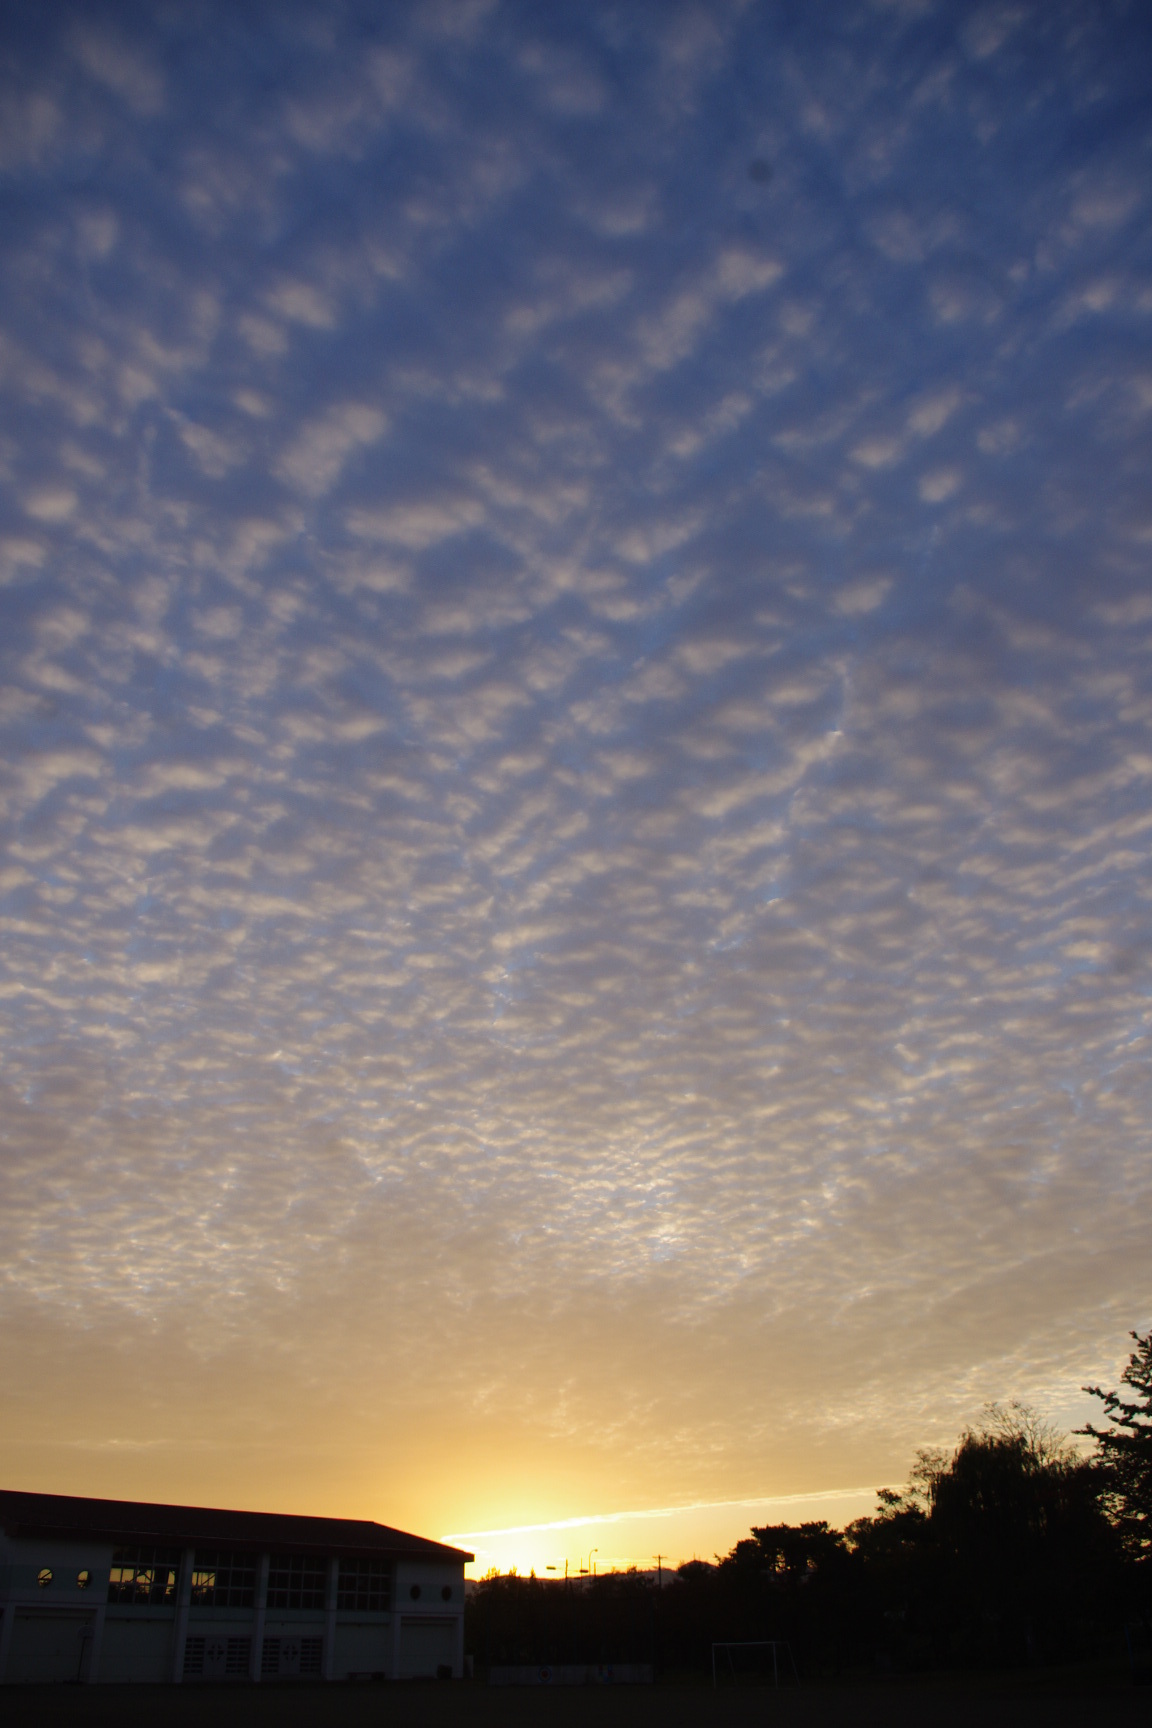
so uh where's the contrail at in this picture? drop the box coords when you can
[443,1484,884,1543]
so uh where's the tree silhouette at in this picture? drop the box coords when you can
[465,1356,1150,1679]
[1081,1329,1152,1567]
[842,1402,1117,1667]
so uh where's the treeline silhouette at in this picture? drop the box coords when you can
[467,1329,1152,1678]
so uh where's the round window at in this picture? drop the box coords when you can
[77,1570,92,1589]
[409,1583,421,1600]
[37,1567,53,1588]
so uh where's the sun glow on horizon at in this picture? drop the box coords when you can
[445,1486,884,1579]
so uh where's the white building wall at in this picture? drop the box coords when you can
[0,1535,113,1685]
[100,1616,174,1684]
[0,1527,467,1684]
[332,1617,392,1677]
[4,1611,94,1684]
[393,1558,465,1678]
[0,1534,113,1602]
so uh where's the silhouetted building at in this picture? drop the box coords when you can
[0,1489,471,1685]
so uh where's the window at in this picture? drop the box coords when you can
[108,1547,182,1606]
[77,1570,92,1589]
[37,1568,53,1588]
[337,1558,391,1612]
[191,1551,256,1609]
[267,1553,326,1610]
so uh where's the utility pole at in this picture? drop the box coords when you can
[652,1554,667,1678]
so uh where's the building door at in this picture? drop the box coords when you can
[261,1634,323,1678]
[398,1614,456,1678]
[183,1634,251,1679]
[6,1611,93,1683]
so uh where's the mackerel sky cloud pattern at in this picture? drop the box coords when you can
[1,1,1150,1551]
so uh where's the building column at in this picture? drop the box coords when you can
[323,1557,339,1681]
[0,1604,15,1683]
[86,1602,107,1683]
[249,1554,270,1683]
[171,1547,195,1683]
[391,1602,402,1679]
[454,1608,464,1679]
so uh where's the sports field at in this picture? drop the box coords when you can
[3,1664,1134,1728]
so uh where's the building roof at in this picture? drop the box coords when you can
[0,1490,472,1563]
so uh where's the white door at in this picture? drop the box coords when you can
[6,1612,92,1683]
[398,1614,456,1678]
[183,1633,251,1679]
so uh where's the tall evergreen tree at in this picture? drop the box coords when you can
[1081,1329,1152,1565]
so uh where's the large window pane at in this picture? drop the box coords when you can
[107,1547,182,1606]
[267,1554,326,1610]
[337,1558,391,1612]
[191,1551,257,1609]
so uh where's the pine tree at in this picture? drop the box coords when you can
[1081,1330,1152,1563]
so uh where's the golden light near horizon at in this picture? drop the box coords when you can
[445,1488,885,1580]
[0,1,1150,1572]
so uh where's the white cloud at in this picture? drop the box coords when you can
[851,435,902,469]
[676,637,755,675]
[906,387,963,438]
[0,86,61,172]
[277,403,388,497]
[177,419,246,478]
[616,515,700,564]
[918,467,962,502]
[24,487,78,522]
[0,538,46,584]
[639,249,783,371]
[518,42,607,116]
[346,498,484,549]
[265,279,337,330]
[961,7,1025,62]
[68,25,165,115]
[833,576,892,616]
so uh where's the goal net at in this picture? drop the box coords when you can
[711,1640,799,1688]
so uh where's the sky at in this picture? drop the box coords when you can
[1,0,1150,1578]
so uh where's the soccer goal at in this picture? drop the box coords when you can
[711,1640,799,1688]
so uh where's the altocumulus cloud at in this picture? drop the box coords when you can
[0,0,1150,1537]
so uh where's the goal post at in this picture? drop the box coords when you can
[711,1640,799,1688]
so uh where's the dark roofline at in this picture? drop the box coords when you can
[0,1491,472,1564]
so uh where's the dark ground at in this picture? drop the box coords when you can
[3,1663,1140,1728]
